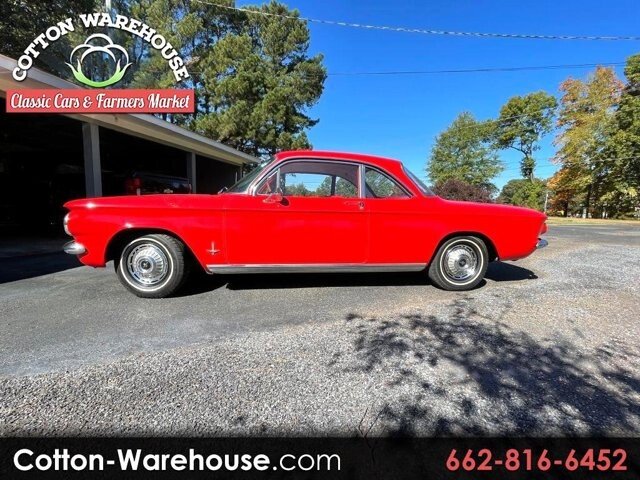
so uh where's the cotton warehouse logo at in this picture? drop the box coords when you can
[67,34,132,88]
[8,12,194,115]
[12,13,190,85]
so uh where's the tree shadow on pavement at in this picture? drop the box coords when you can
[340,297,640,436]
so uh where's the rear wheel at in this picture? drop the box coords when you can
[428,236,488,291]
[115,234,190,298]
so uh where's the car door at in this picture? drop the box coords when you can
[224,159,368,266]
[364,166,431,265]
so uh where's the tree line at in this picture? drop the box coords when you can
[3,1,638,217]
[427,56,640,219]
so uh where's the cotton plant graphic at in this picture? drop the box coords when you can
[67,34,132,88]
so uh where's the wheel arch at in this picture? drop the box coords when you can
[431,231,498,263]
[106,228,203,271]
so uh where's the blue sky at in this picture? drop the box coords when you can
[241,0,640,189]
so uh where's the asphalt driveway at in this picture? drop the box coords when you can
[1,224,639,435]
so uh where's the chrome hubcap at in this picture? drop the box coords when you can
[443,243,478,281]
[126,243,169,287]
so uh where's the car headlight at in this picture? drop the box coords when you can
[63,213,71,236]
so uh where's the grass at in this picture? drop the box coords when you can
[546,216,640,226]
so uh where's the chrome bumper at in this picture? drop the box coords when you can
[63,241,86,255]
[536,238,548,249]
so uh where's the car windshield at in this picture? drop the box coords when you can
[403,166,433,196]
[225,158,274,193]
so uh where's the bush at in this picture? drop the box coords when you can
[432,179,493,203]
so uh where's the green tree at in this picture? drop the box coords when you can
[126,0,187,90]
[553,67,623,218]
[191,1,326,158]
[128,1,241,99]
[285,183,310,196]
[604,54,640,217]
[316,176,357,197]
[123,0,327,155]
[493,92,557,180]
[498,178,547,210]
[427,112,503,192]
[547,167,584,216]
[0,0,100,77]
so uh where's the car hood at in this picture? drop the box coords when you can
[64,194,224,210]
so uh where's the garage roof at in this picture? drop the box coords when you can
[0,54,258,166]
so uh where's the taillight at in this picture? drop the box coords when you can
[541,222,548,234]
[125,178,142,195]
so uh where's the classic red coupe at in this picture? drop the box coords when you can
[63,150,547,298]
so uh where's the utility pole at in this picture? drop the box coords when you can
[543,190,549,214]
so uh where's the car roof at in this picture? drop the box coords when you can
[275,150,405,170]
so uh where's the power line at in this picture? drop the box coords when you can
[190,65,624,133]
[496,154,640,175]
[326,62,627,76]
[190,62,622,136]
[430,91,632,134]
[427,106,560,135]
[189,62,625,79]
[192,0,640,41]
[431,153,639,174]
[189,61,625,78]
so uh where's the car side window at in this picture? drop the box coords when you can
[364,168,409,198]
[258,161,359,198]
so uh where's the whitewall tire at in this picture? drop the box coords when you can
[115,234,190,298]
[428,236,488,291]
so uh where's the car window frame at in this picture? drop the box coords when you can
[363,166,413,199]
[255,169,280,196]
[249,158,415,200]
[251,159,364,199]
[402,166,433,197]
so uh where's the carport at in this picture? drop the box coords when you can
[0,54,257,247]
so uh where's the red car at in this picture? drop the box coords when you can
[63,150,547,298]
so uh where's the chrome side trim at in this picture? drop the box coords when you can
[206,263,426,274]
[536,238,548,249]
[63,241,86,255]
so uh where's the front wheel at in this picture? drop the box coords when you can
[115,234,190,298]
[428,236,488,291]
